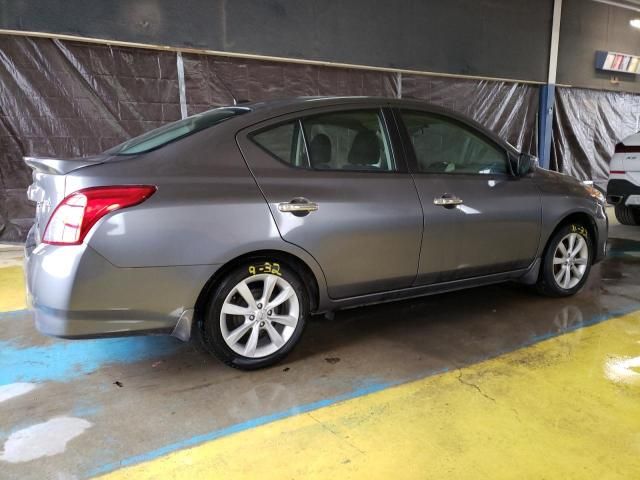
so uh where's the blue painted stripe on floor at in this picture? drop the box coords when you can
[0,309,29,320]
[0,336,182,385]
[87,379,404,478]
[87,302,640,479]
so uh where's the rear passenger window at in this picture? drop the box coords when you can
[302,110,395,172]
[250,110,396,172]
[251,121,310,168]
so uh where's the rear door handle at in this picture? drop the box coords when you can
[433,195,463,208]
[278,198,319,216]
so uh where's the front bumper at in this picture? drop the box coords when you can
[25,238,217,339]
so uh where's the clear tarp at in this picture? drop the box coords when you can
[552,86,640,186]
[0,35,538,241]
[401,75,539,154]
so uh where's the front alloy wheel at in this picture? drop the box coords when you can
[537,223,593,297]
[200,261,309,369]
[551,232,589,289]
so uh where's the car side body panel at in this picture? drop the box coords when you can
[532,168,608,263]
[236,104,424,299]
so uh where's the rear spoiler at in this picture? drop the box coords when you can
[24,156,105,175]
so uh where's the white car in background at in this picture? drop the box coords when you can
[607,132,640,225]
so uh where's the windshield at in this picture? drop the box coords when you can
[108,107,250,155]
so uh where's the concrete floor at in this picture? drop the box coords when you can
[1,210,639,479]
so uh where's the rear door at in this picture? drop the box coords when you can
[237,106,423,299]
[394,109,542,284]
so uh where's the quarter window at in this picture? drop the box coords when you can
[251,121,309,168]
[401,111,508,175]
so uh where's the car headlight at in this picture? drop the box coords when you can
[583,184,605,203]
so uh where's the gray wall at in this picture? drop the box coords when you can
[558,0,640,92]
[0,0,553,82]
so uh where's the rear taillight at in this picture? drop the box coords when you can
[42,185,156,245]
[610,170,626,174]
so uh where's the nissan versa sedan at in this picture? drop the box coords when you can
[24,97,608,369]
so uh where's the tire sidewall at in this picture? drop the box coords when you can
[542,224,593,296]
[202,260,309,370]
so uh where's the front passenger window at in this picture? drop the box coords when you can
[401,111,508,175]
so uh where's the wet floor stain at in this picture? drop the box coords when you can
[0,417,92,463]
[604,355,640,384]
[0,383,37,403]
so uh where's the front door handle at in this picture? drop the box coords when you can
[433,194,463,208]
[278,198,319,216]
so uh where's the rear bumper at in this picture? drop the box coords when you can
[25,238,217,339]
[607,179,640,206]
[31,305,178,339]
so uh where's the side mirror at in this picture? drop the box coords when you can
[515,153,537,176]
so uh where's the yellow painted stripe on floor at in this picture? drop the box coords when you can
[98,312,640,480]
[0,266,25,311]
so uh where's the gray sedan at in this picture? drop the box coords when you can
[24,97,608,369]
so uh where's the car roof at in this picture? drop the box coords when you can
[238,96,441,112]
[234,96,519,154]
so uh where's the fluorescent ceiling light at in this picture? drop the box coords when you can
[631,18,640,28]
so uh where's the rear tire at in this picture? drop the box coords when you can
[199,259,309,370]
[536,223,593,297]
[614,204,640,226]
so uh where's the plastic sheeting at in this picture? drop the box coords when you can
[0,36,183,241]
[401,75,539,154]
[0,36,400,241]
[0,35,537,241]
[181,54,399,115]
[552,86,640,185]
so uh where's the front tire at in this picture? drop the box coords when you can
[614,204,640,226]
[200,260,309,370]
[536,223,593,297]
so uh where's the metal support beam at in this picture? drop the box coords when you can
[538,84,556,168]
[538,0,563,169]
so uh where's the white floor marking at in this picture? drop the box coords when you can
[0,417,92,463]
[0,383,37,403]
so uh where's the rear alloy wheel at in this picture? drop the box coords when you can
[200,261,309,369]
[537,224,593,297]
[614,204,640,226]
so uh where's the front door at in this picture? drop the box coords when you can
[238,106,423,299]
[395,109,542,284]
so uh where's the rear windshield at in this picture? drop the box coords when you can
[108,107,250,155]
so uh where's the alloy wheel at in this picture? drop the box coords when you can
[552,233,589,289]
[219,274,300,358]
